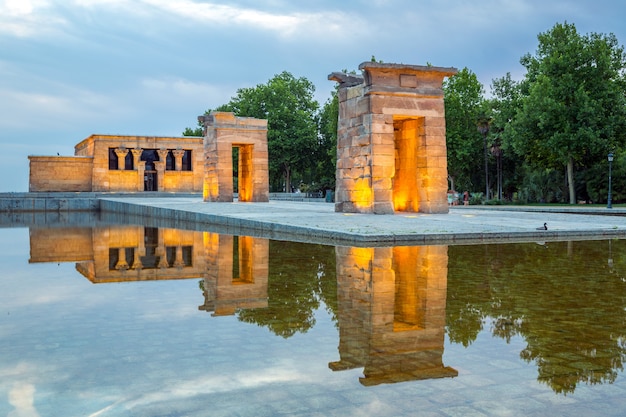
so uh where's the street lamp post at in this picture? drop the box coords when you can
[608,152,614,209]
[477,119,490,201]
[491,140,502,200]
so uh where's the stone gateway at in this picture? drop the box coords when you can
[329,62,457,214]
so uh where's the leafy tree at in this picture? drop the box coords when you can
[316,90,339,191]
[447,240,626,394]
[505,22,626,204]
[443,67,486,193]
[236,241,336,338]
[487,73,525,200]
[219,71,319,192]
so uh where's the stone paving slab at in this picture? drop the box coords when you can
[99,197,626,246]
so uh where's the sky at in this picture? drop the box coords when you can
[1,0,625,192]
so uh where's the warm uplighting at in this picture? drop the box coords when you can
[353,178,373,210]
[392,246,423,331]
[349,247,374,271]
[237,145,253,202]
[392,117,421,213]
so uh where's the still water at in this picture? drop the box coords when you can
[1,224,626,416]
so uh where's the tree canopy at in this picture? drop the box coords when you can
[182,25,626,204]
[217,71,319,192]
[505,22,626,203]
[443,67,485,193]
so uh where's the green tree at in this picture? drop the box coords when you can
[220,71,319,192]
[506,22,626,204]
[487,73,524,200]
[443,67,486,193]
[316,90,339,191]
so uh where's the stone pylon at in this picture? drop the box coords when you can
[329,62,457,214]
[199,112,269,203]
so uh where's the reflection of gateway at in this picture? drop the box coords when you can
[330,246,457,386]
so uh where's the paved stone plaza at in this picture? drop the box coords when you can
[98,196,626,245]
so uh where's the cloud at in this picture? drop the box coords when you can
[8,382,41,417]
[0,86,133,131]
[140,0,363,39]
[0,0,365,43]
[139,77,233,106]
[0,0,66,38]
[87,363,311,415]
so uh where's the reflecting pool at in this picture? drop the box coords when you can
[1,224,626,416]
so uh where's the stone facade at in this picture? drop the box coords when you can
[28,156,93,192]
[29,134,204,193]
[199,112,269,203]
[329,62,457,214]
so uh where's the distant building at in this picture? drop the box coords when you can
[28,134,204,192]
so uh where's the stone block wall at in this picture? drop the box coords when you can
[28,156,93,192]
[199,112,269,203]
[330,62,457,214]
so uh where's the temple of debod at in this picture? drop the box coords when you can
[28,224,457,385]
[26,61,456,215]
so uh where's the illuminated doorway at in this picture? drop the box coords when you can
[199,112,269,203]
[393,116,424,212]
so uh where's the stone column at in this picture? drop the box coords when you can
[173,246,186,269]
[172,149,185,172]
[156,148,168,192]
[131,148,144,191]
[115,248,129,270]
[114,148,128,170]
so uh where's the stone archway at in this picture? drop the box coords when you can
[198,112,269,203]
[329,62,457,214]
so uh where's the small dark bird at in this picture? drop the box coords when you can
[57,152,60,155]
[536,223,547,230]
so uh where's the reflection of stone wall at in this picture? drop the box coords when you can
[28,225,270,316]
[29,227,94,263]
[200,233,269,316]
[199,112,269,203]
[331,245,457,385]
[82,226,207,283]
[330,62,457,214]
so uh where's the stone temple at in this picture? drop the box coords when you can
[27,61,456,216]
[329,62,457,214]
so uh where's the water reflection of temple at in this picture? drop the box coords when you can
[330,246,457,386]
[198,234,269,316]
[28,226,456,386]
[28,226,269,315]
